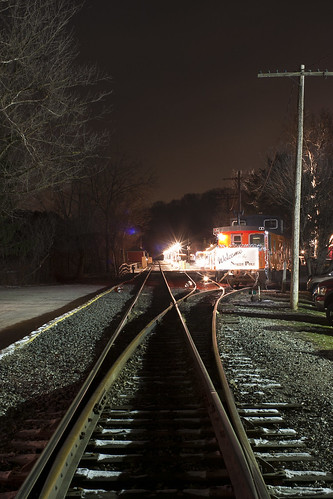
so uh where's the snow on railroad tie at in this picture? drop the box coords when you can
[241,390,266,396]
[99,428,145,436]
[283,470,333,479]
[229,360,253,367]
[100,417,151,424]
[97,427,209,437]
[265,469,333,482]
[75,468,230,482]
[255,451,314,462]
[234,368,266,372]
[241,380,282,388]
[267,484,333,497]
[243,416,284,424]
[92,439,148,448]
[83,452,141,463]
[254,427,298,436]
[238,408,281,415]
[249,437,306,448]
[234,374,262,381]
[76,468,123,480]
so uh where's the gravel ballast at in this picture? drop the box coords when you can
[0,285,134,417]
[217,291,333,473]
[0,284,332,479]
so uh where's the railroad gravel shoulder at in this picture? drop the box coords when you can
[217,290,333,473]
[0,283,332,478]
[0,285,136,453]
[0,279,178,458]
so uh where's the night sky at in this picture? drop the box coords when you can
[75,1,333,203]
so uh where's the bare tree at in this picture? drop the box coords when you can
[244,111,333,275]
[86,154,155,274]
[0,0,110,216]
[302,112,333,273]
[40,154,155,277]
[0,210,58,283]
[243,151,294,230]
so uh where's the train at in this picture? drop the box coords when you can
[196,214,290,287]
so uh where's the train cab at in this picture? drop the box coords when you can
[212,215,290,286]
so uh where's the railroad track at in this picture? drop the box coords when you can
[5,268,331,498]
[216,290,333,498]
[9,266,267,498]
[55,308,236,497]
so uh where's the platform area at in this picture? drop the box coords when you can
[0,283,110,350]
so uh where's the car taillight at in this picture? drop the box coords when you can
[317,285,327,296]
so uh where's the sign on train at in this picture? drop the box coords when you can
[215,247,259,270]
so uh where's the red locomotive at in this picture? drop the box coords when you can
[212,214,290,287]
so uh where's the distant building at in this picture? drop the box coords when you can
[126,249,149,268]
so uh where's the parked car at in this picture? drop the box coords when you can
[307,271,333,294]
[313,277,333,325]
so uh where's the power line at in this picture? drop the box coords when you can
[258,68,333,79]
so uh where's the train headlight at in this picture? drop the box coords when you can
[218,232,227,245]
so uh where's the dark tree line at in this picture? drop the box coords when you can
[244,110,333,275]
[49,154,154,279]
[144,186,255,257]
[0,0,154,284]
[0,157,153,284]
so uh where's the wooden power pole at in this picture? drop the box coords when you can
[258,65,333,310]
[223,170,243,224]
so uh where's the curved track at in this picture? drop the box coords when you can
[216,288,333,498]
[14,266,268,498]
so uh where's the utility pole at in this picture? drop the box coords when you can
[223,170,243,225]
[237,170,241,225]
[258,65,333,310]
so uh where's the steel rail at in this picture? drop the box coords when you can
[165,272,267,497]
[195,270,226,290]
[38,295,176,498]
[16,266,195,498]
[29,265,195,498]
[15,268,153,499]
[211,288,270,498]
[17,269,262,498]
[158,264,198,305]
[173,293,264,499]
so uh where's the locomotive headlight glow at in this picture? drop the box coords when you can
[218,232,227,245]
[163,241,182,265]
[163,241,181,257]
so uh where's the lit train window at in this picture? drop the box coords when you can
[232,234,242,245]
[250,234,264,247]
[264,218,278,229]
